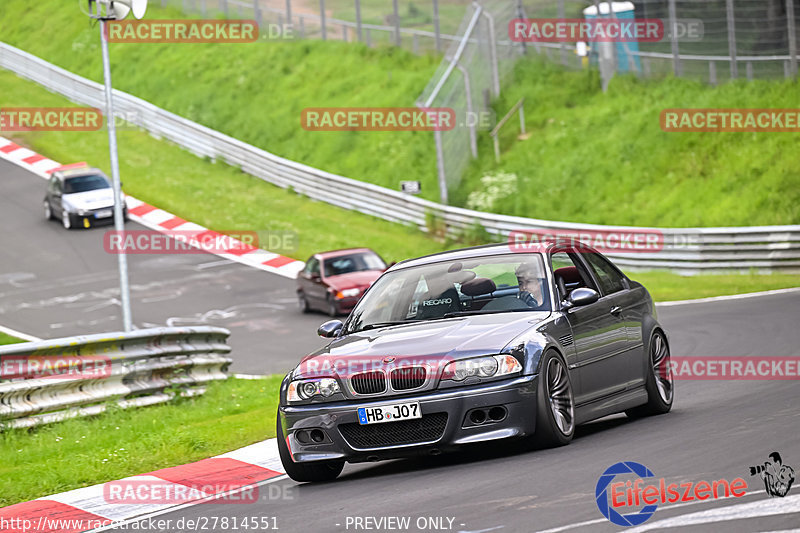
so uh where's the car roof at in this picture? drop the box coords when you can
[388,241,592,271]
[54,168,108,180]
[316,248,377,260]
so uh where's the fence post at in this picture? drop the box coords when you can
[667,0,681,76]
[726,0,737,79]
[253,0,262,27]
[709,61,717,85]
[342,25,348,41]
[355,0,363,42]
[457,64,478,159]
[299,16,305,38]
[201,0,206,16]
[413,33,419,54]
[788,0,798,77]
[558,0,567,65]
[477,6,500,97]
[516,0,527,55]
[433,0,442,53]
[286,0,292,27]
[366,28,371,47]
[220,0,228,18]
[320,0,327,40]
[434,130,448,205]
[393,0,401,47]
[519,102,525,136]
[746,61,753,80]
[162,0,167,7]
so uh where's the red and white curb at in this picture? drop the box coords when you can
[0,439,284,533]
[0,137,305,279]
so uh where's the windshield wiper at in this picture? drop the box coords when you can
[443,308,544,318]
[355,320,416,332]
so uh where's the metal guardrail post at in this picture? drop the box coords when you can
[299,16,305,38]
[433,0,442,53]
[355,0,363,42]
[788,0,798,77]
[220,0,228,18]
[709,61,717,85]
[558,0,567,65]
[393,0,401,47]
[456,64,478,159]
[668,0,681,75]
[475,4,500,97]
[286,0,292,28]
[726,0,738,79]
[320,0,327,40]
[253,0,262,26]
[434,129,448,205]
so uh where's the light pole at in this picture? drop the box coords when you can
[85,0,147,332]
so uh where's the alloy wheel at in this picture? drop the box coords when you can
[652,333,673,404]
[547,356,574,435]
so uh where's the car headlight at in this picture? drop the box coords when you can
[441,355,522,382]
[287,378,341,402]
[76,209,89,216]
[336,288,360,299]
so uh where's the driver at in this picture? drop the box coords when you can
[515,262,546,309]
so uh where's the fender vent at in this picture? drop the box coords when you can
[559,334,574,347]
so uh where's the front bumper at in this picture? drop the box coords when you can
[279,374,539,464]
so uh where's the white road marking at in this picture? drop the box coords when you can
[625,493,800,532]
[657,287,800,307]
[0,322,41,341]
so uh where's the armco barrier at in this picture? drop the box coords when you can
[0,326,232,429]
[1,42,799,273]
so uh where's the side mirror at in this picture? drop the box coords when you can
[317,319,343,338]
[310,272,321,281]
[563,287,600,310]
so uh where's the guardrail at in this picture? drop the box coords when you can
[0,326,232,429]
[1,42,798,273]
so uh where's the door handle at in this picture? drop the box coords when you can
[610,306,622,316]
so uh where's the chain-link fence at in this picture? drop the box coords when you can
[161,0,472,54]
[415,0,525,202]
[524,0,800,84]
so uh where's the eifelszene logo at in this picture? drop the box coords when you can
[596,461,748,527]
[749,452,795,497]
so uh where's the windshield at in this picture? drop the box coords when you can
[344,253,549,333]
[324,252,386,276]
[63,175,110,194]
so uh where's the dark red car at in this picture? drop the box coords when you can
[297,248,387,316]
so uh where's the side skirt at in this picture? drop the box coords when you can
[574,386,648,425]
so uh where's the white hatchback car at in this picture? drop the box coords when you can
[43,167,127,229]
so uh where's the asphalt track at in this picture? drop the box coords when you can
[109,286,800,532]
[0,157,326,374]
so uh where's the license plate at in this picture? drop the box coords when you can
[94,210,113,219]
[357,402,421,425]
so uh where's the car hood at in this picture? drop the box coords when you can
[63,189,115,211]
[295,311,549,378]
[324,270,383,291]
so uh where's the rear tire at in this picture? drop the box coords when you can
[626,330,673,418]
[44,201,53,220]
[276,415,343,483]
[531,349,575,448]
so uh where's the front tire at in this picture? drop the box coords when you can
[61,210,72,230]
[532,349,575,447]
[626,330,673,418]
[326,296,339,317]
[276,415,343,483]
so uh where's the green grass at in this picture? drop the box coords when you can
[627,271,799,302]
[0,376,281,507]
[1,70,797,298]
[459,59,800,227]
[1,1,798,227]
[0,332,25,345]
[0,0,444,202]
